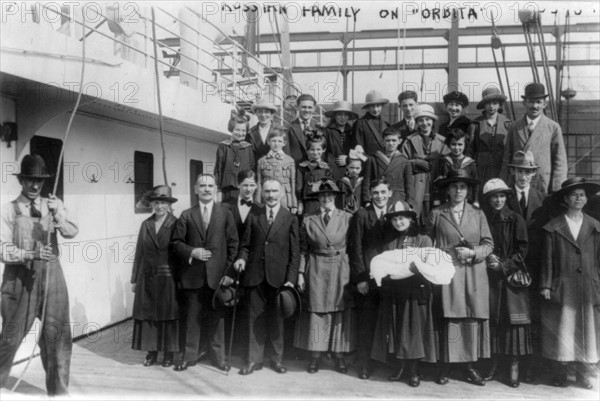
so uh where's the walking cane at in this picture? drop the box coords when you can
[226,270,241,376]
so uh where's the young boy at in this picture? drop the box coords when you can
[323,100,358,179]
[362,127,415,208]
[297,135,333,216]
[390,90,419,147]
[256,127,297,213]
[354,90,390,156]
[438,128,479,206]
[215,117,255,202]
[338,157,364,214]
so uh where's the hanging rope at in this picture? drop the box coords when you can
[351,18,356,104]
[151,7,168,185]
[11,8,88,394]
[535,15,557,120]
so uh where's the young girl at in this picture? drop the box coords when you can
[297,134,333,215]
[256,127,297,212]
[215,117,255,202]
[439,91,471,139]
[338,158,363,213]
[438,128,479,206]
[481,178,531,388]
[401,104,449,225]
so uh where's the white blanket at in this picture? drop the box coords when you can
[370,247,455,286]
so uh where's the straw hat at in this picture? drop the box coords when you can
[413,104,438,121]
[251,98,277,113]
[324,100,358,119]
[482,178,514,198]
[476,87,507,109]
[362,90,389,108]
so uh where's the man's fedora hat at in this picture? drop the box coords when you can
[521,83,549,100]
[277,286,301,319]
[443,91,469,107]
[552,177,600,201]
[507,151,539,170]
[14,154,53,179]
[477,87,507,109]
[148,185,178,203]
[324,100,358,120]
[212,281,239,309]
[362,90,389,109]
[434,169,480,189]
[482,178,514,198]
[251,98,278,113]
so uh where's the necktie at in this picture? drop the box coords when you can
[240,198,252,207]
[527,121,535,137]
[202,205,210,231]
[30,201,42,218]
[323,209,331,226]
[519,191,527,216]
[379,210,385,223]
[268,208,274,225]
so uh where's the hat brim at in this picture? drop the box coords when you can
[211,283,238,309]
[415,112,438,121]
[521,94,549,100]
[361,99,389,109]
[385,210,417,219]
[506,163,539,170]
[476,95,507,109]
[483,188,515,198]
[324,109,358,120]
[14,173,53,179]
[148,196,178,203]
[277,286,302,318]
[251,104,277,113]
[553,183,600,201]
[435,176,480,189]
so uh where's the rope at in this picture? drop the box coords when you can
[351,18,356,103]
[151,7,168,185]
[11,8,87,394]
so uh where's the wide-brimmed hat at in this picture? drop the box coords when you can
[507,151,539,170]
[324,100,358,119]
[362,90,389,109]
[482,178,514,198]
[14,154,53,179]
[413,104,438,121]
[385,200,417,219]
[434,169,479,189]
[148,185,178,203]
[443,91,469,107]
[251,97,278,113]
[211,281,239,309]
[310,178,343,196]
[552,177,600,201]
[521,83,549,100]
[477,87,507,109]
[277,286,301,319]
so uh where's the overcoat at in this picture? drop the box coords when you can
[389,119,417,148]
[353,113,390,156]
[361,151,415,207]
[540,213,600,362]
[500,114,568,194]
[246,123,276,162]
[285,117,316,164]
[468,113,511,183]
[438,155,479,204]
[132,213,179,320]
[214,140,255,191]
[323,122,354,179]
[256,152,297,209]
[297,160,333,215]
[348,205,387,285]
[300,209,354,312]
[439,115,471,138]
[427,203,494,319]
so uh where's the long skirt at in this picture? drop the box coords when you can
[439,318,490,363]
[490,324,533,356]
[293,308,356,353]
[132,319,181,352]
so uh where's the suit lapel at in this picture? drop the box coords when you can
[439,205,462,234]
[266,207,285,239]
[190,204,206,240]
[291,119,307,153]
[366,118,384,148]
[145,218,159,248]
[206,204,220,236]
[258,209,270,236]
[156,214,175,247]
[553,217,580,249]
[517,117,530,146]
[409,134,423,156]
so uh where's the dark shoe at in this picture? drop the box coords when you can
[576,373,593,390]
[335,358,348,374]
[307,358,320,374]
[173,361,196,372]
[358,367,370,380]
[465,368,486,386]
[388,368,404,382]
[509,359,520,388]
[436,375,449,385]
[212,359,230,372]
[143,352,158,367]
[409,375,421,387]
[552,373,568,387]
[271,361,287,374]
[238,362,263,376]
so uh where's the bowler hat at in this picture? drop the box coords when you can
[324,100,358,120]
[277,286,301,319]
[443,91,469,107]
[212,282,239,309]
[385,200,417,219]
[521,83,549,100]
[251,97,278,113]
[413,104,438,121]
[14,154,53,179]
[482,178,514,198]
[507,151,539,170]
[476,87,507,109]
[434,169,479,189]
[362,90,389,109]
[148,185,178,203]
[552,177,600,201]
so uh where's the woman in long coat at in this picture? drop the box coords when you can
[427,170,493,386]
[323,100,358,180]
[131,186,180,367]
[540,177,600,389]
[371,200,436,387]
[481,179,532,387]
[295,179,355,374]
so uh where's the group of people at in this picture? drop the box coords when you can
[0,81,598,397]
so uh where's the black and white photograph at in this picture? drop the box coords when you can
[0,1,599,399]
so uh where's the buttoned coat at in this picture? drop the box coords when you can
[361,151,415,207]
[172,203,238,289]
[354,113,390,156]
[348,205,388,284]
[540,213,600,362]
[468,113,511,183]
[285,117,316,164]
[246,123,276,162]
[427,203,494,319]
[214,140,255,191]
[500,114,568,194]
[439,115,471,138]
[323,123,354,179]
[256,152,297,209]
[238,205,300,288]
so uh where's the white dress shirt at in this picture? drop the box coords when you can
[238,197,252,223]
[526,115,542,131]
[515,185,530,205]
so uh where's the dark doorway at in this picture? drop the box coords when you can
[30,136,64,199]
[189,159,203,206]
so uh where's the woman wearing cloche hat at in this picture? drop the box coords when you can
[354,90,391,156]
[131,185,181,368]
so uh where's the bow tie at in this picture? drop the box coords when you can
[240,199,253,207]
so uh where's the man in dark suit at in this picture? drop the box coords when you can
[348,178,391,379]
[223,170,263,236]
[389,90,419,148]
[234,179,300,375]
[171,174,238,372]
[284,93,317,165]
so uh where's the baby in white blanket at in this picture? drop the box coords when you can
[370,247,455,286]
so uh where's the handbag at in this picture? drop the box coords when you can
[506,253,532,288]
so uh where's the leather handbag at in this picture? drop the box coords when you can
[506,253,532,288]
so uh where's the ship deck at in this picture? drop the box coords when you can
[1,320,597,400]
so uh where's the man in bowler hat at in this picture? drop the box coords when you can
[0,154,78,396]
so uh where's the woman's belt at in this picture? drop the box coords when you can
[311,247,346,256]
